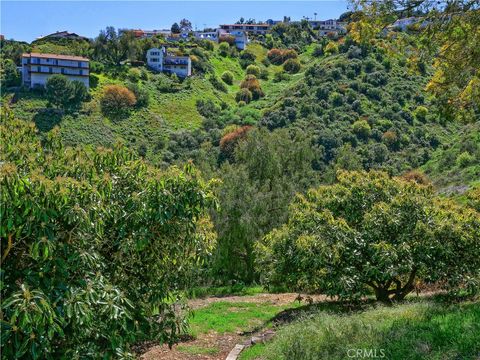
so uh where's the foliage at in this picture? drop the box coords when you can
[0,109,216,358]
[267,48,298,65]
[100,84,136,118]
[218,42,230,57]
[242,300,480,360]
[212,128,318,282]
[240,75,264,100]
[93,27,139,65]
[257,170,480,302]
[350,0,480,121]
[221,71,234,85]
[246,64,260,77]
[235,88,253,104]
[283,58,301,74]
[0,58,21,88]
[45,75,88,111]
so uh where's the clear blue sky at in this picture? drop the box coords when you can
[1,1,349,42]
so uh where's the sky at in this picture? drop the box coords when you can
[1,1,349,42]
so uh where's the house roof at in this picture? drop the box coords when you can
[22,52,89,61]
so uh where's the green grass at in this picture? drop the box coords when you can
[188,301,301,337]
[187,285,265,299]
[240,299,480,360]
[176,344,220,355]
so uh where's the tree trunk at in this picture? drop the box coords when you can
[370,268,418,303]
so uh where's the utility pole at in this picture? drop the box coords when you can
[314,12,317,20]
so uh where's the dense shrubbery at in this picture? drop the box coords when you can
[0,109,216,357]
[267,48,298,65]
[100,85,137,118]
[258,171,480,301]
[221,71,234,85]
[45,74,89,111]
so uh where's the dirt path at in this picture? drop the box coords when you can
[141,293,327,360]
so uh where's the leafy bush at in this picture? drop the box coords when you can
[456,151,475,168]
[414,106,429,122]
[100,85,136,118]
[324,42,339,55]
[45,74,88,111]
[257,171,480,302]
[267,48,298,65]
[127,67,141,82]
[246,64,260,77]
[235,88,253,103]
[283,58,301,74]
[126,82,150,107]
[239,50,256,69]
[0,110,216,357]
[218,42,230,57]
[352,119,371,139]
[221,71,234,85]
[0,58,21,88]
[240,75,264,100]
[208,75,228,92]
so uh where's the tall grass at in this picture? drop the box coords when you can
[241,299,480,360]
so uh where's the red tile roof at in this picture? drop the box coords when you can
[22,52,89,62]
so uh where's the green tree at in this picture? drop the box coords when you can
[171,22,181,34]
[45,75,88,111]
[0,108,216,357]
[0,58,21,87]
[246,64,260,77]
[221,71,234,85]
[212,128,318,283]
[257,171,480,302]
[93,27,138,65]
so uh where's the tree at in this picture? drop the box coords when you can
[283,58,301,74]
[212,128,318,282]
[240,75,264,100]
[221,71,234,85]
[45,75,88,111]
[218,42,230,57]
[352,119,371,139]
[257,170,480,302]
[246,64,260,77]
[171,22,181,34]
[235,88,253,103]
[0,59,21,87]
[0,108,216,357]
[93,27,138,65]
[100,85,136,118]
[179,18,192,32]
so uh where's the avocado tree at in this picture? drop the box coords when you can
[257,171,480,302]
[0,108,216,357]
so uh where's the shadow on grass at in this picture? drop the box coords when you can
[33,109,63,132]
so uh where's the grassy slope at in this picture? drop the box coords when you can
[240,298,480,360]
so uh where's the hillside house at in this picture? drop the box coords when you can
[195,29,249,50]
[119,29,171,38]
[219,23,271,34]
[311,20,347,36]
[37,31,88,41]
[21,53,89,88]
[146,47,191,77]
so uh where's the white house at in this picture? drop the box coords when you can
[226,30,249,50]
[311,20,347,36]
[21,53,89,88]
[146,47,191,77]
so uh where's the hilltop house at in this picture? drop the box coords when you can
[194,29,249,50]
[219,23,271,35]
[311,20,347,36]
[119,29,171,38]
[21,53,89,88]
[146,47,191,77]
[37,31,89,41]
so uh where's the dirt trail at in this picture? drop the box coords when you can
[141,293,327,360]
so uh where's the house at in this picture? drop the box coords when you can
[219,23,272,35]
[21,53,89,88]
[194,30,219,41]
[221,30,249,50]
[119,29,170,38]
[37,31,88,41]
[311,20,347,36]
[146,47,191,77]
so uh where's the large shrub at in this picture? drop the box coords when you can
[267,48,298,65]
[257,171,480,302]
[0,110,216,357]
[221,71,234,85]
[240,75,264,100]
[246,64,260,77]
[235,88,253,104]
[283,58,301,74]
[46,74,88,111]
[100,85,136,117]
